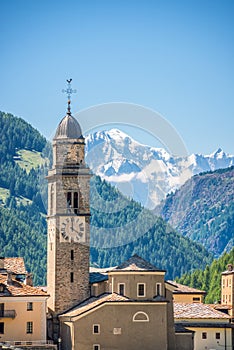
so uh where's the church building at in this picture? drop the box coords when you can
[46,81,193,350]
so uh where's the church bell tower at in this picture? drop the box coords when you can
[47,81,92,321]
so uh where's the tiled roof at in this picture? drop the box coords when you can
[174,303,230,319]
[60,293,129,318]
[112,254,163,272]
[2,257,27,275]
[90,272,108,284]
[168,281,206,294]
[0,274,48,297]
[209,304,232,311]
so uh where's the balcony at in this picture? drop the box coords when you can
[0,310,16,318]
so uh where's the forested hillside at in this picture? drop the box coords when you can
[177,248,234,303]
[0,111,213,285]
[155,167,234,257]
[0,111,49,285]
[90,176,212,279]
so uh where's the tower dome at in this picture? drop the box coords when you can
[54,113,83,139]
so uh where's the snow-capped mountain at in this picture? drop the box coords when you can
[85,129,234,209]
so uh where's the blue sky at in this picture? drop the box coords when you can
[1,0,234,154]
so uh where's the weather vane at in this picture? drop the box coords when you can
[62,79,77,115]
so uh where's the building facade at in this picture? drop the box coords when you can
[0,259,48,344]
[59,255,178,350]
[221,263,234,317]
[174,302,232,350]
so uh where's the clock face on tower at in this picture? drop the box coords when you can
[60,216,85,243]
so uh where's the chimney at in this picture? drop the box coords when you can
[0,257,4,269]
[227,264,233,272]
[7,271,13,285]
[25,273,33,287]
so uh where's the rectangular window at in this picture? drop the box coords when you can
[71,250,74,261]
[118,283,125,296]
[156,283,161,296]
[0,303,4,317]
[93,324,100,334]
[192,297,200,302]
[26,322,33,334]
[202,332,207,339]
[216,333,220,340]
[137,283,145,297]
[0,322,4,334]
[70,272,74,283]
[93,345,100,350]
[27,302,33,311]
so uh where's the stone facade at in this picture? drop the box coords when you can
[47,112,92,340]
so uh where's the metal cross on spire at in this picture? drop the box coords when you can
[62,79,77,115]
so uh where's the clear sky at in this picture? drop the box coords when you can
[1,0,233,155]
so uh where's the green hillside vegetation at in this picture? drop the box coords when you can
[15,149,48,173]
[0,204,47,285]
[0,111,50,212]
[90,176,212,279]
[156,166,234,257]
[177,248,234,303]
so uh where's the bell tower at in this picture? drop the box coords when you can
[47,81,92,333]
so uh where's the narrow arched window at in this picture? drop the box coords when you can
[132,311,149,322]
[74,192,79,214]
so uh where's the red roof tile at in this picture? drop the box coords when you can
[174,302,230,319]
[3,258,27,275]
[168,281,206,294]
[0,274,48,297]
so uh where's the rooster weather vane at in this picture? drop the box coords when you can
[62,79,77,115]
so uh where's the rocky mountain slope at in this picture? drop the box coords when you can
[155,166,234,257]
[86,129,234,209]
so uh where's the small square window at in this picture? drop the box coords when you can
[137,283,145,297]
[27,302,33,311]
[202,332,207,339]
[216,333,220,339]
[93,324,100,334]
[0,322,4,334]
[93,345,100,350]
[26,321,33,334]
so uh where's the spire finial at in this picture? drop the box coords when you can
[62,79,77,115]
